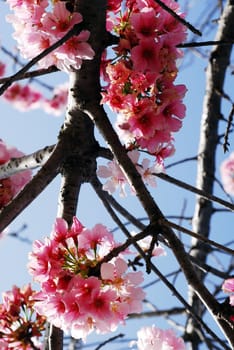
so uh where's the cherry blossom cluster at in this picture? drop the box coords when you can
[43,82,68,116]
[220,151,234,195]
[3,83,42,111]
[132,233,166,257]
[2,81,68,115]
[102,0,187,161]
[130,324,185,350]
[0,284,46,349]
[222,278,234,321]
[6,0,94,72]
[97,149,164,197]
[28,217,145,340]
[0,140,32,208]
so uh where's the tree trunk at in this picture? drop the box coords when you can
[186,1,234,348]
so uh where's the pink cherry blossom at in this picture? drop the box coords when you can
[128,108,160,139]
[131,38,162,73]
[53,30,95,72]
[42,82,68,116]
[222,278,234,309]
[107,0,122,13]
[130,7,159,40]
[78,223,115,258]
[50,216,83,245]
[97,150,164,195]
[0,284,46,349]
[101,0,187,164]
[222,278,234,294]
[133,232,167,257]
[6,0,95,72]
[3,83,42,111]
[220,152,234,195]
[41,2,82,39]
[97,159,128,197]
[0,140,32,208]
[28,217,145,340]
[0,61,5,77]
[131,324,185,350]
[137,157,164,187]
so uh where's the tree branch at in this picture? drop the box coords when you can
[0,23,83,95]
[156,172,234,211]
[154,0,202,36]
[187,1,234,346]
[0,145,55,179]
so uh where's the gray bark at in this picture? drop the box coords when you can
[186,1,234,348]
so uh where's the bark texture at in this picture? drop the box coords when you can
[186,1,234,348]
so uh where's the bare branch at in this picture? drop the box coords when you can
[129,308,186,319]
[178,39,234,48]
[154,0,202,36]
[0,145,55,179]
[155,172,234,211]
[0,66,58,85]
[94,334,124,350]
[163,219,234,256]
[223,104,234,152]
[187,1,234,345]
[91,176,146,230]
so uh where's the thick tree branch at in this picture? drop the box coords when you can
[42,2,108,348]
[187,1,234,347]
[81,59,234,350]
[0,145,55,179]
[0,143,62,233]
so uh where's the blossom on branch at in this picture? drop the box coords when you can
[222,278,234,322]
[130,324,185,350]
[3,83,42,111]
[220,152,234,195]
[6,1,94,72]
[0,61,6,77]
[103,0,187,162]
[42,82,68,116]
[0,140,32,208]
[28,217,146,340]
[135,234,167,257]
[97,150,164,197]
[222,278,234,307]
[0,284,46,349]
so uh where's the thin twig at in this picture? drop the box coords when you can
[90,180,229,348]
[129,307,185,319]
[223,105,234,152]
[92,176,146,230]
[178,39,234,48]
[162,219,234,256]
[189,256,232,279]
[155,172,234,211]
[0,23,83,95]
[154,0,202,36]
[94,333,124,350]
[165,155,197,169]
[0,66,58,85]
